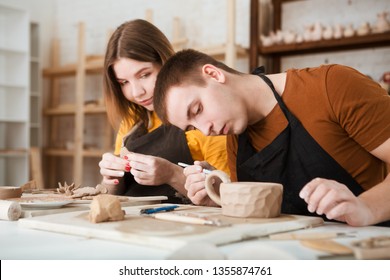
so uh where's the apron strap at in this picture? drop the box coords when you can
[252,67,296,125]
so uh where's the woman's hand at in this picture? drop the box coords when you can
[124,152,186,193]
[300,178,374,226]
[183,161,218,206]
[99,152,129,185]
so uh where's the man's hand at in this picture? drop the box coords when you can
[300,178,374,226]
[183,161,218,206]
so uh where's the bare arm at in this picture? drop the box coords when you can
[358,137,390,224]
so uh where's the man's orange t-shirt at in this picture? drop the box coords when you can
[228,64,390,190]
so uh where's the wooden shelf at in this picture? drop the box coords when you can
[0,149,28,156]
[259,31,390,56]
[198,43,248,59]
[43,23,114,187]
[44,104,107,116]
[43,57,103,77]
[44,148,105,158]
[249,0,390,73]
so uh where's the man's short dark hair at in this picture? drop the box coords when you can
[154,49,240,124]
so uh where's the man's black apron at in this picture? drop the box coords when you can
[118,123,193,204]
[237,67,390,226]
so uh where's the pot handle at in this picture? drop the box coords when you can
[204,170,231,206]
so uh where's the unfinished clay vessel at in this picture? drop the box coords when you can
[205,170,283,218]
[357,22,370,36]
[374,11,390,33]
[333,24,344,39]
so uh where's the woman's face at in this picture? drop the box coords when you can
[113,57,161,111]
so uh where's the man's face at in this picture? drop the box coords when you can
[164,83,248,136]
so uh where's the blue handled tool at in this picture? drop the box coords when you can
[140,205,179,214]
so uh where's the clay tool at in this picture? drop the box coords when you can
[140,205,179,214]
[352,236,390,259]
[300,239,354,255]
[269,231,356,240]
[178,162,212,174]
[153,212,230,227]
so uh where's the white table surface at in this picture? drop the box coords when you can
[1,213,390,260]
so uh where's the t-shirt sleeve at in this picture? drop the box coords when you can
[185,130,230,176]
[326,65,390,152]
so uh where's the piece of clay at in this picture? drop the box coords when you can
[0,200,22,221]
[57,182,108,199]
[120,146,130,159]
[88,194,125,223]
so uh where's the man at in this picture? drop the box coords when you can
[154,49,390,227]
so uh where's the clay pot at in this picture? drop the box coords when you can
[260,34,273,47]
[311,22,323,41]
[0,186,23,200]
[295,34,304,43]
[343,23,355,37]
[333,24,344,39]
[322,25,333,40]
[205,170,283,218]
[283,30,296,44]
[271,30,283,44]
[357,22,370,36]
[303,24,313,42]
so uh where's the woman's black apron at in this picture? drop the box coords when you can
[118,123,193,204]
[237,67,390,226]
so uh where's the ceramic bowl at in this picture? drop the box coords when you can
[0,186,23,200]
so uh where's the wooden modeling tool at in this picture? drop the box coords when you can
[352,236,390,259]
[152,212,230,227]
[300,239,353,255]
[270,231,355,240]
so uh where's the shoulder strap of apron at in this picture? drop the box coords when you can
[252,67,297,126]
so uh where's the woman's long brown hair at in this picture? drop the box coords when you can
[103,19,174,130]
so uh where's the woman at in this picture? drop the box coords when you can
[99,19,229,203]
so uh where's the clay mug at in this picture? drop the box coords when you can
[205,170,283,218]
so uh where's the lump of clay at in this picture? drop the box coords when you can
[89,194,125,223]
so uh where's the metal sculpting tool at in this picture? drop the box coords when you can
[178,162,212,174]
